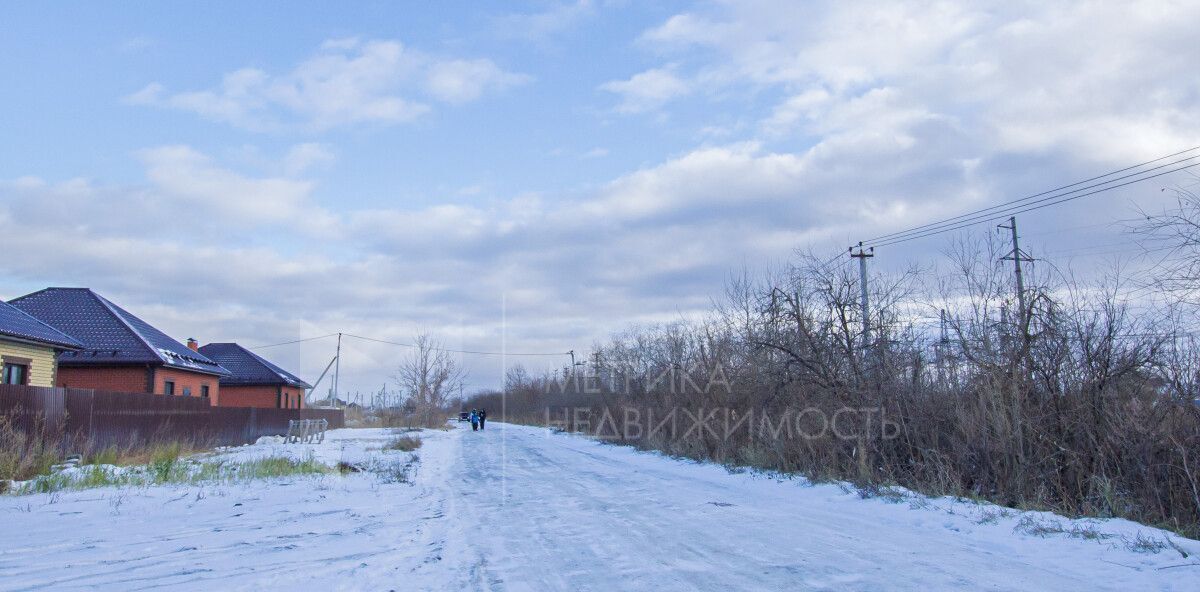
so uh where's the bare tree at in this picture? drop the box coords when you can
[393,332,466,426]
[1135,173,1200,301]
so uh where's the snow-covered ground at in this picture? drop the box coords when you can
[0,423,1196,591]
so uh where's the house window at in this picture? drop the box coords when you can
[201,385,210,398]
[2,362,28,385]
[183,386,192,397]
[164,380,175,395]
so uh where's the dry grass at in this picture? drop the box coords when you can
[348,408,451,431]
[1,413,210,490]
[0,415,63,484]
[12,453,335,495]
[384,434,422,452]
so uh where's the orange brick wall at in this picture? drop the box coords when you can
[153,367,220,402]
[57,365,150,392]
[217,385,305,409]
[280,385,305,409]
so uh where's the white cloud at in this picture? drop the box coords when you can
[136,145,337,234]
[425,59,531,103]
[761,88,832,134]
[495,0,597,41]
[603,0,1200,263]
[126,39,528,130]
[581,143,807,221]
[632,1,1200,163]
[282,143,335,176]
[600,66,690,113]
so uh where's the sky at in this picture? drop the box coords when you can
[2,0,1199,398]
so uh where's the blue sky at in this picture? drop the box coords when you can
[1,2,691,199]
[3,1,1199,397]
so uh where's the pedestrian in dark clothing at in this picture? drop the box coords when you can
[479,408,487,430]
[469,409,479,431]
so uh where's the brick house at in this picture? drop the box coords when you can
[198,343,311,409]
[0,299,83,387]
[8,288,228,399]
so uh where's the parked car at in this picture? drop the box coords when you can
[458,411,470,422]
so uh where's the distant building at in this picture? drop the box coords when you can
[198,343,311,409]
[8,288,228,398]
[0,299,83,387]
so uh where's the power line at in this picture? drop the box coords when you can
[864,146,1200,245]
[249,331,569,357]
[870,159,1200,249]
[1040,240,1138,257]
[870,155,1200,247]
[1022,220,1117,238]
[342,333,568,357]
[820,249,849,267]
[250,333,339,349]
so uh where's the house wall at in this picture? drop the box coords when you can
[0,339,60,387]
[57,365,149,392]
[153,367,220,403]
[217,385,305,409]
[282,385,305,409]
[55,365,222,401]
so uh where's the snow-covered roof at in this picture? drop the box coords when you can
[198,342,312,389]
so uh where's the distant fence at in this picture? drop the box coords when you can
[0,384,344,448]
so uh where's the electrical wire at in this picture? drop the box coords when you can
[250,332,569,357]
[819,249,850,267]
[342,333,569,357]
[250,333,339,349]
[1021,220,1117,238]
[864,146,1200,245]
[869,160,1200,249]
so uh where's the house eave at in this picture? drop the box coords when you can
[0,333,82,351]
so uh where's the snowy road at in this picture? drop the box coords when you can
[1,423,1195,591]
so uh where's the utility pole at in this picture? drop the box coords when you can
[936,309,948,389]
[850,242,874,353]
[566,348,576,389]
[573,354,588,392]
[999,216,1034,335]
[591,350,603,391]
[998,217,1032,464]
[332,332,342,407]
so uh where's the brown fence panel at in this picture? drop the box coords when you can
[0,384,66,436]
[83,389,212,448]
[0,384,345,449]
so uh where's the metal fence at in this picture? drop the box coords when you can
[0,384,344,448]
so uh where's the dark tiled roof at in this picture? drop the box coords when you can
[8,288,228,376]
[198,343,312,388]
[0,300,83,349]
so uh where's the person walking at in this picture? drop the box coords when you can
[469,409,479,431]
[478,408,487,430]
